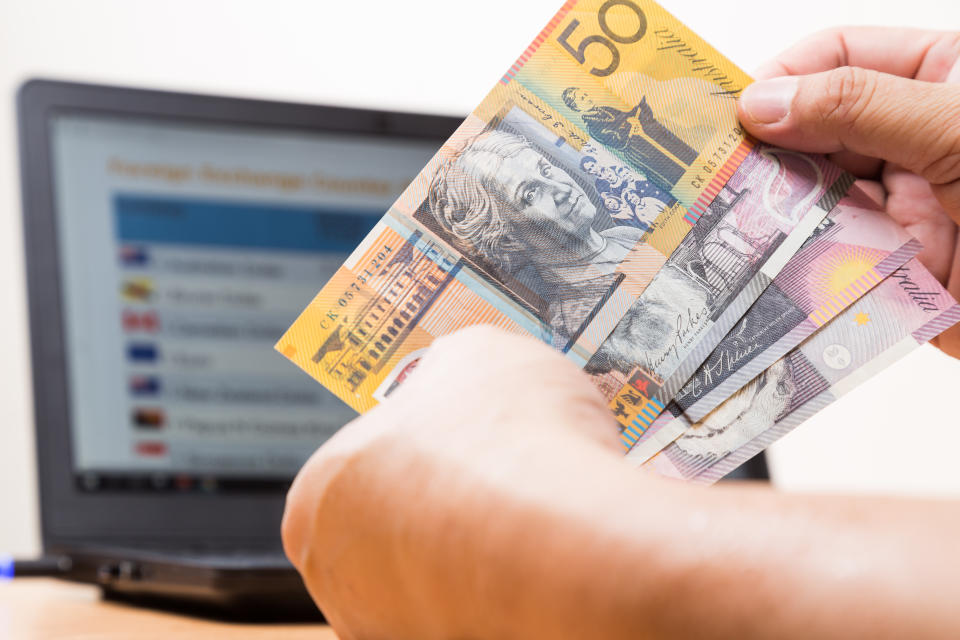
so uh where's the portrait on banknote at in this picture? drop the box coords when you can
[584,264,709,378]
[583,185,745,382]
[672,356,798,462]
[415,106,668,344]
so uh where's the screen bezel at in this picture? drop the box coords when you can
[18,78,461,548]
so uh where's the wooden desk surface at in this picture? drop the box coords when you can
[0,578,337,639]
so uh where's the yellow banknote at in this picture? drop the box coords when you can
[277,0,771,413]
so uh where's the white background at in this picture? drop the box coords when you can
[1,0,959,556]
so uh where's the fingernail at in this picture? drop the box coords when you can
[739,76,799,124]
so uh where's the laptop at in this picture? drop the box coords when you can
[16,78,461,618]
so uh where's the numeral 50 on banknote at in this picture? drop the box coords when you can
[558,0,649,77]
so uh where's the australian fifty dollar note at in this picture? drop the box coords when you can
[277,0,845,413]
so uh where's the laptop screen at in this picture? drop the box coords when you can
[49,112,442,493]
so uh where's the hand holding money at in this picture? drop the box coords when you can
[277,5,960,476]
[283,327,960,640]
[277,3,960,634]
[737,26,960,357]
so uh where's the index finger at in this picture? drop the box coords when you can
[754,27,960,83]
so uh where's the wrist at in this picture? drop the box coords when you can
[452,444,691,639]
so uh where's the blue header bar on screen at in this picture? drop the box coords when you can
[114,194,383,252]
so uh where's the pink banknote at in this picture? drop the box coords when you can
[626,186,922,460]
[633,259,960,482]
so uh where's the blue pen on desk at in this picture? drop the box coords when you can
[0,555,72,579]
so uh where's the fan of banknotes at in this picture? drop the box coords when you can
[276,0,960,483]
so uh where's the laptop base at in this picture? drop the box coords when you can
[60,548,324,622]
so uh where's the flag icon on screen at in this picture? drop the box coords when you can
[134,441,168,457]
[122,310,159,332]
[132,407,166,429]
[129,375,161,395]
[119,245,150,266]
[127,342,159,363]
[121,277,154,302]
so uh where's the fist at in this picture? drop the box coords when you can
[281,326,624,639]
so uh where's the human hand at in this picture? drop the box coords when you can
[281,331,960,640]
[737,27,960,358]
[281,326,671,640]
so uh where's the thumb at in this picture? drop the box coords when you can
[737,68,960,218]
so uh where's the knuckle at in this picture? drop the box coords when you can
[426,325,587,396]
[923,149,960,186]
[281,483,307,567]
[450,323,508,345]
[429,324,502,356]
[812,26,845,49]
[425,328,614,420]
[280,508,300,564]
[279,424,371,573]
[429,325,544,368]
[920,97,960,185]
[930,179,960,219]
[423,326,504,377]
[936,31,960,73]
[815,66,879,128]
